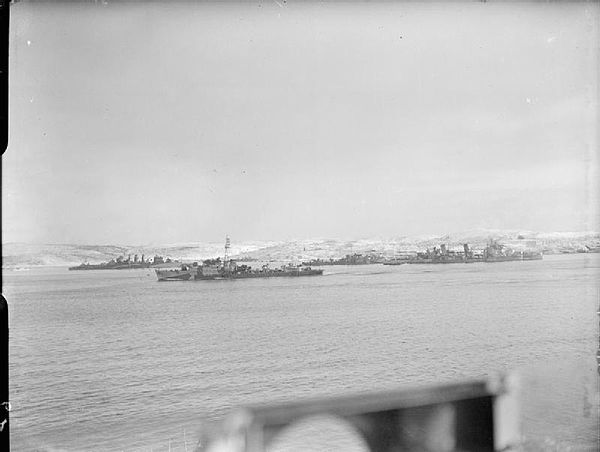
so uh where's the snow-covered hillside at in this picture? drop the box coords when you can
[3,230,599,268]
[2,241,273,268]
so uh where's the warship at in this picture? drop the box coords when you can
[406,244,476,264]
[155,237,324,281]
[68,254,173,270]
[482,238,543,262]
[302,253,383,266]
[585,244,600,253]
[403,240,542,264]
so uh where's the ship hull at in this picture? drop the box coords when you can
[69,263,152,270]
[406,258,471,264]
[154,268,324,281]
[483,254,543,262]
[155,270,193,281]
[194,269,324,280]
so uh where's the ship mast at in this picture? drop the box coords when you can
[224,235,231,264]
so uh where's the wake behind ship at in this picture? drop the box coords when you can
[155,237,324,281]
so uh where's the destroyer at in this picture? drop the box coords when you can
[69,254,174,270]
[155,237,324,281]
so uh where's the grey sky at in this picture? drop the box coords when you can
[3,1,599,244]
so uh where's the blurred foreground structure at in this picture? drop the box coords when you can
[201,375,520,452]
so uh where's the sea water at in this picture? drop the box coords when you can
[3,254,599,451]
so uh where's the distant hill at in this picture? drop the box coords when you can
[1,241,275,268]
[3,230,599,269]
[2,243,131,268]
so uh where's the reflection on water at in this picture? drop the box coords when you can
[3,254,599,451]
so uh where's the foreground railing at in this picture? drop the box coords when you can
[199,374,520,452]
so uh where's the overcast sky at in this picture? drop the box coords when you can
[3,1,599,245]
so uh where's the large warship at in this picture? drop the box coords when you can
[400,240,542,264]
[155,237,324,281]
[482,238,543,262]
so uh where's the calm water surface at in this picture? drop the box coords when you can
[3,254,599,451]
